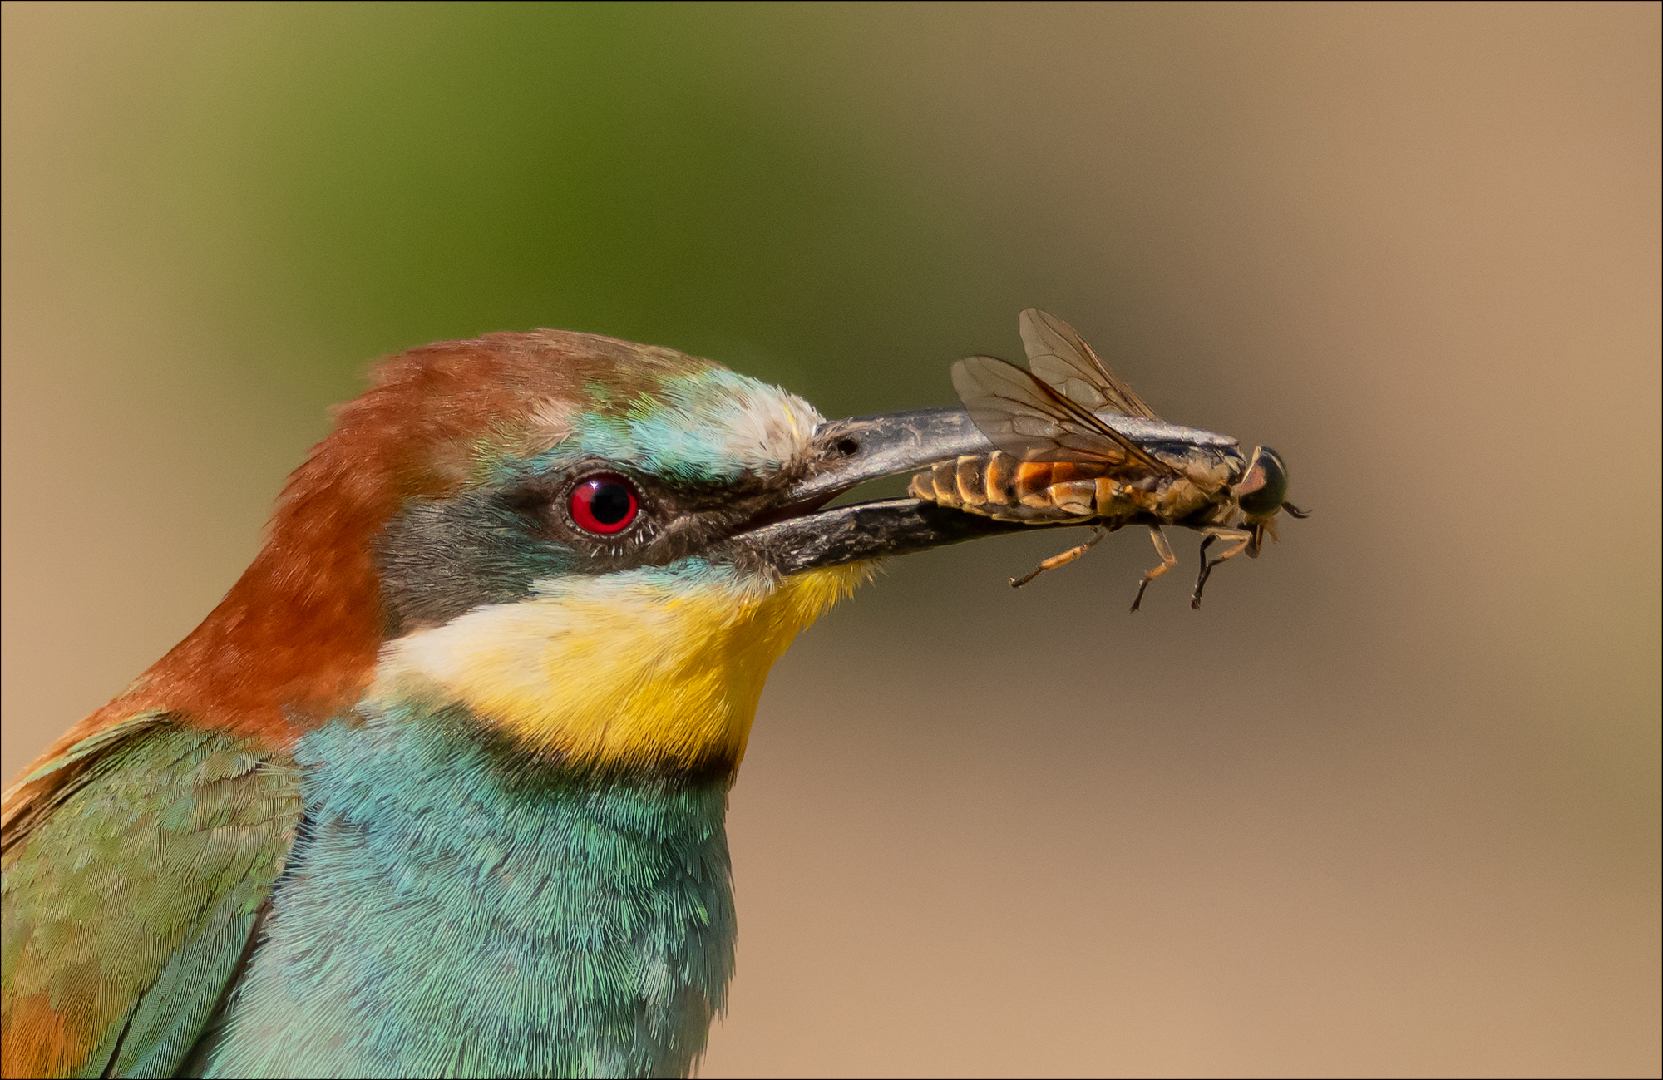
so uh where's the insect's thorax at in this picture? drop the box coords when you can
[1151,440,1247,501]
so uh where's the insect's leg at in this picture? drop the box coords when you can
[1129,526,1178,613]
[1192,535,1217,600]
[1011,527,1107,589]
[1190,528,1252,609]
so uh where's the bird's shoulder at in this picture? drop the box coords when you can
[1,712,302,1079]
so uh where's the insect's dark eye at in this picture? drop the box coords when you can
[569,473,639,535]
[1237,447,1289,518]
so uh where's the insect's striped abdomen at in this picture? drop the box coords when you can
[910,452,1125,523]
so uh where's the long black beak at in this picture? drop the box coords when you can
[734,408,1046,574]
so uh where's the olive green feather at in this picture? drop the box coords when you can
[1,719,301,1078]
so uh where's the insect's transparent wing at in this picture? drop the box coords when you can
[951,355,1178,474]
[1019,308,1162,420]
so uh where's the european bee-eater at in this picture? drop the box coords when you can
[1,328,1034,1078]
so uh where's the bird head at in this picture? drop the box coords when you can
[58,329,1021,782]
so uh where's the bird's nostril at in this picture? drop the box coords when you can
[834,437,859,456]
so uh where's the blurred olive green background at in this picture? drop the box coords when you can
[4,3,1658,1076]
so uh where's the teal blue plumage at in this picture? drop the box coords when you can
[201,705,734,1078]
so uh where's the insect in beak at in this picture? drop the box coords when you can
[905,310,1312,610]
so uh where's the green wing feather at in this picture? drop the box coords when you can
[1,716,301,1079]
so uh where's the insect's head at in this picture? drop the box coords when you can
[1234,446,1309,557]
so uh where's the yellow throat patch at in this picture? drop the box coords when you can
[371,563,869,771]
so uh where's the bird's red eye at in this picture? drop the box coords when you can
[568,473,639,535]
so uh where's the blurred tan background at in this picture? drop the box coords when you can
[3,3,1657,1076]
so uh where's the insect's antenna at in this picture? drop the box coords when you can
[1282,501,1310,519]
